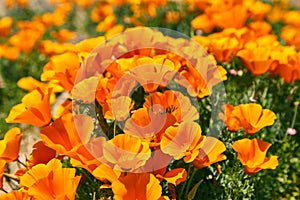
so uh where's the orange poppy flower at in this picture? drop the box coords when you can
[245,34,279,49]
[165,11,181,23]
[218,27,254,49]
[72,75,99,104]
[203,28,246,57]
[271,45,296,63]
[96,15,117,33]
[175,66,209,99]
[6,88,52,126]
[272,52,300,83]
[37,11,66,28]
[164,52,187,68]
[143,90,199,123]
[208,36,240,62]
[232,138,278,175]
[186,0,211,10]
[281,26,300,50]
[138,150,173,173]
[54,2,72,17]
[106,0,126,5]
[9,29,42,53]
[70,136,105,175]
[75,35,105,53]
[50,29,76,43]
[105,24,124,38]
[0,127,22,162]
[106,56,136,79]
[107,52,172,82]
[54,98,72,119]
[95,76,118,105]
[16,0,29,7]
[124,107,176,143]
[4,0,13,8]
[193,36,211,52]
[192,136,227,169]
[127,56,180,93]
[17,77,47,92]
[111,173,162,200]
[17,77,63,104]
[247,1,271,20]
[0,190,31,200]
[175,62,227,99]
[156,167,187,185]
[283,10,300,27]
[5,0,29,8]
[237,47,276,75]
[0,17,13,37]
[192,0,256,32]
[92,162,121,183]
[248,21,272,37]
[123,27,163,57]
[90,2,113,22]
[26,141,56,169]
[219,104,241,132]
[16,20,46,33]
[40,113,94,156]
[41,52,81,92]
[102,96,133,121]
[191,14,214,33]
[102,134,151,171]
[109,72,141,95]
[209,4,249,29]
[267,5,284,23]
[0,44,20,61]
[15,168,27,178]
[37,40,75,56]
[220,103,276,135]
[160,122,205,163]
[20,158,81,200]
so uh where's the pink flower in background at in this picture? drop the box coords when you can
[287,128,297,135]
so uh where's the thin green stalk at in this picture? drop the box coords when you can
[184,167,198,198]
[4,176,17,190]
[4,173,19,182]
[179,163,192,199]
[95,103,110,138]
[1,188,8,193]
[17,159,27,168]
[114,119,117,138]
[291,102,299,129]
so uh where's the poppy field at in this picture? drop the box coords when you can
[0,0,300,199]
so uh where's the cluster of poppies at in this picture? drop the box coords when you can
[0,0,299,199]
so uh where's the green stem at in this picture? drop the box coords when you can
[250,81,256,101]
[261,86,268,101]
[4,173,19,182]
[4,176,17,190]
[95,103,110,138]
[179,163,192,199]
[184,167,198,198]
[179,164,192,197]
[84,169,96,184]
[291,102,299,129]
[1,188,8,193]
[114,119,116,138]
[17,159,27,168]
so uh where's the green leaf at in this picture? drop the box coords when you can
[188,179,203,200]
